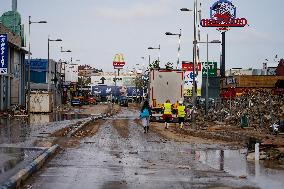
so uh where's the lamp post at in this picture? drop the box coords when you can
[148,45,161,64]
[47,37,62,110]
[47,37,62,92]
[181,5,197,129]
[27,16,47,116]
[197,35,221,118]
[59,47,71,107]
[165,29,182,69]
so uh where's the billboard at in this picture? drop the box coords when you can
[91,75,136,87]
[0,34,8,75]
[182,62,203,97]
[28,59,48,72]
[92,86,142,97]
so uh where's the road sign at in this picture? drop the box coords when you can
[0,34,8,75]
[202,62,217,77]
[201,0,248,31]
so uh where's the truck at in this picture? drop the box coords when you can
[148,69,184,121]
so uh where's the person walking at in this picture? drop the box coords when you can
[177,100,186,129]
[162,99,172,129]
[140,100,151,133]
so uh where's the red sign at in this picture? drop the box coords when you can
[201,0,248,31]
[113,61,125,67]
[182,62,202,72]
[201,18,247,28]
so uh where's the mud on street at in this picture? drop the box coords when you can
[19,105,284,189]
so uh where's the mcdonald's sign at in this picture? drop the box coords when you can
[113,53,126,69]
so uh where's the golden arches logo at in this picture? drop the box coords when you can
[113,53,126,68]
[113,53,125,62]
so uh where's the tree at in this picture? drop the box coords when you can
[165,62,174,70]
[148,60,160,70]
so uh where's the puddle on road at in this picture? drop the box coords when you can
[0,147,41,175]
[192,149,284,189]
[0,147,25,175]
[0,112,90,144]
[29,113,89,125]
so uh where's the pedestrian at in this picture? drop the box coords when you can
[140,100,151,133]
[177,100,186,129]
[162,99,172,129]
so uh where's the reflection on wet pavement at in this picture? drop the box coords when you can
[0,147,43,184]
[0,112,90,145]
[0,109,92,185]
[22,108,259,189]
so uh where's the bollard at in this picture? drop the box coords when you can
[255,143,259,161]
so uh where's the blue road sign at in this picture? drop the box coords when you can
[0,34,8,75]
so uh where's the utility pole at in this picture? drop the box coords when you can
[206,34,209,118]
[192,0,198,130]
[27,16,47,116]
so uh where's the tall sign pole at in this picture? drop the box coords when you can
[112,53,126,102]
[201,0,248,78]
[221,32,226,77]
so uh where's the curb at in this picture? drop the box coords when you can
[67,113,109,137]
[67,118,93,137]
[0,144,59,189]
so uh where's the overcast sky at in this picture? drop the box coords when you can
[1,0,283,71]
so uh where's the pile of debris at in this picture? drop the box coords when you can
[197,89,284,132]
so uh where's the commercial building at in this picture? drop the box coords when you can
[0,23,27,111]
[26,59,63,107]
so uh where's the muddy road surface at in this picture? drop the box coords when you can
[21,107,282,189]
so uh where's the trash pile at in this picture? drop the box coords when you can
[197,89,284,132]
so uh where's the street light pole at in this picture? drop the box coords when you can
[58,47,71,109]
[181,2,197,129]
[197,38,221,118]
[47,37,62,110]
[27,16,47,116]
[148,45,161,64]
[178,29,181,69]
[165,29,182,69]
[192,0,197,130]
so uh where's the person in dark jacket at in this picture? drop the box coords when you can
[140,100,151,133]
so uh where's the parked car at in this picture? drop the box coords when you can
[119,96,128,107]
[71,97,82,106]
[87,97,97,105]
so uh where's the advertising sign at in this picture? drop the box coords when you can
[113,53,126,69]
[91,75,135,87]
[0,34,8,75]
[29,59,48,72]
[202,62,217,77]
[182,62,203,97]
[201,0,248,31]
[92,86,142,98]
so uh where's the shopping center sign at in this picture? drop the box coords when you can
[201,0,248,31]
[0,34,8,75]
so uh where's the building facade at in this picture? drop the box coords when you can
[0,24,27,111]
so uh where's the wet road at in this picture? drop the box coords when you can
[0,109,91,185]
[22,108,260,189]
